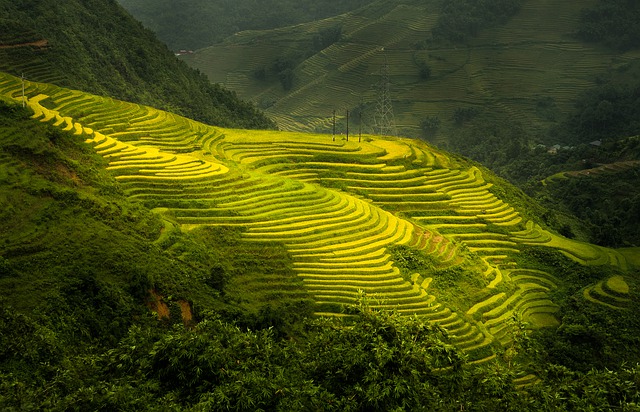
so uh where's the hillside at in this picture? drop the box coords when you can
[0,0,274,130]
[117,0,376,50]
[181,0,640,141]
[3,70,637,348]
[2,71,640,408]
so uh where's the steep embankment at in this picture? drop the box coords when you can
[3,71,635,364]
[183,0,640,139]
[0,0,274,129]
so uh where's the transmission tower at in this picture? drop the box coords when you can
[373,54,396,136]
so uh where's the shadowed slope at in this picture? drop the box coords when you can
[183,0,640,140]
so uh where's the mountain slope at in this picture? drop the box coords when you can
[0,0,274,129]
[181,0,640,140]
[3,71,636,364]
[117,0,376,50]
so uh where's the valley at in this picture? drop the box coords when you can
[182,0,640,142]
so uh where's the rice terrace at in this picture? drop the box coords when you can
[2,71,633,366]
[3,0,640,408]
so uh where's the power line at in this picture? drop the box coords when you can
[21,73,26,108]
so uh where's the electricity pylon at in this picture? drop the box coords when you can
[373,53,396,136]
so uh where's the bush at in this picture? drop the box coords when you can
[578,0,640,50]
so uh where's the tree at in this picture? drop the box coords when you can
[420,115,441,138]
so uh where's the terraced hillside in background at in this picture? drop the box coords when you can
[1,72,633,362]
[543,160,640,185]
[182,0,640,140]
[0,26,65,86]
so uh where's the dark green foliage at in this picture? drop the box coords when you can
[302,302,465,410]
[526,364,640,411]
[453,106,479,125]
[447,116,533,179]
[578,0,640,50]
[559,66,640,144]
[253,66,267,81]
[313,25,343,51]
[390,244,437,274]
[3,299,640,411]
[278,68,295,91]
[542,168,640,247]
[420,115,441,139]
[254,55,302,91]
[0,305,61,375]
[2,302,470,411]
[515,247,640,370]
[272,56,298,91]
[117,0,372,50]
[0,0,274,130]
[0,19,40,45]
[540,280,640,372]
[417,60,432,80]
[433,0,523,42]
[535,96,558,122]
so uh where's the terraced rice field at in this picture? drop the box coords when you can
[0,36,66,86]
[1,71,631,361]
[541,161,640,186]
[183,0,640,141]
[584,275,632,310]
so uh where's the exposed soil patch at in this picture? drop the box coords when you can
[0,39,49,49]
[147,289,195,326]
[56,163,82,186]
[147,289,170,320]
[178,300,195,326]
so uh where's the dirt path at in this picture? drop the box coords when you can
[0,39,48,49]
[565,160,640,178]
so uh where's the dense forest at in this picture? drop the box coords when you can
[577,0,640,51]
[0,0,274,130]
[117,0,376,50]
